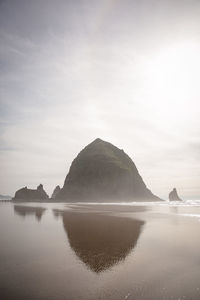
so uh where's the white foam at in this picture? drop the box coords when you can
[74,200,200,207]
[178,213,200,219]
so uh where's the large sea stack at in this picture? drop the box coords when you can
[56,138,161,202]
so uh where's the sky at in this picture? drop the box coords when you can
[0,0,200,199]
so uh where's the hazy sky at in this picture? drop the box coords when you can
[0,0,200,199]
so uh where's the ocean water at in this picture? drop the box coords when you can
[0,201,200,300]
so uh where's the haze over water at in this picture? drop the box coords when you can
[1,201,200,300]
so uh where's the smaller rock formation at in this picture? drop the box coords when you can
[169,188,182,201]
[51,185,61,199]
[13,184,49,201]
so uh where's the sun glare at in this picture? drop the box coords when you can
[143,42,200,123]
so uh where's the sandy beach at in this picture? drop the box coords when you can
[0,201,200,299]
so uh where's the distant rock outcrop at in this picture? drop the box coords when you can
[0,194,12,200]
[55,138,161,202]
[13,184,49,201]
[51,185,61,199]
[169,188,182,201]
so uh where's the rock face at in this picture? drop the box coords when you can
[13,184,49,201]
[56,138,161,202]
[51,185,61,199]
[169,188,182,201]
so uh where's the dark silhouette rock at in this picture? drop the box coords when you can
[13,184,49,201]
[51,185,61,199]
[56,138,161,202]
[169,188,182,201]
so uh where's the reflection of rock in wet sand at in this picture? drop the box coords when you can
[14,205,46,221]
[60,211,144,273]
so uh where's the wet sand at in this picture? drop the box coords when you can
[0,201,200,299]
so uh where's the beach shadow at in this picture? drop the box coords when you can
[14,205,46,221]
[54,209,145,273]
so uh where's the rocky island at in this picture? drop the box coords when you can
[169,188,182,201]
[13,184,49,201]
[55,138,161,202]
